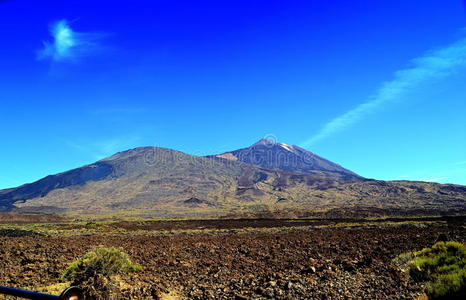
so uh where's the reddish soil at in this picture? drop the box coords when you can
[1,220,466,299]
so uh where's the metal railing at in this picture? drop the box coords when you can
[0,286,82,300]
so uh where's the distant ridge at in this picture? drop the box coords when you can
[1,140,466,218]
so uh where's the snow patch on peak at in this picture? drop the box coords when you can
[253,138,275,146]
[279,143,295,152]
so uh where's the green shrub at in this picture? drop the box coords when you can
[62,245,142,283]
[393,241,466,299]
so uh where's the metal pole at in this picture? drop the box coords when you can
[0,286,82,300]
[0,286,60,299]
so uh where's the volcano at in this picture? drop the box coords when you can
[1,140,465,218]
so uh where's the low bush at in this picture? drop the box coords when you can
[62,245,142,283]
[393,241,466,299]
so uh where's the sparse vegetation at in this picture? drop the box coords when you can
[1,217,465,299]
[393,241,466,299]
[62,246,142,283]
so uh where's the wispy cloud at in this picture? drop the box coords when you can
[66,136,142,160]
[301,32,466,147]
[454,160,466,166]
[38,19,104,62]
[395,166,466,185]
[418,177,449,183]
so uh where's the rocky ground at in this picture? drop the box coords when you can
[0,217,465,299]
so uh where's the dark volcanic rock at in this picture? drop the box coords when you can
[182,198,212,206]
[2,220,464,299]
[0,229,42,237]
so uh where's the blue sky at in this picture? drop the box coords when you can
[1,0,466,188]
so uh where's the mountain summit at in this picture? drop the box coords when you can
[211,139,360,179]
[1,142,465,218]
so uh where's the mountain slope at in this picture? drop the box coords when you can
[0,144,465,218]
[1,147,262,215]
[210,138,361,179]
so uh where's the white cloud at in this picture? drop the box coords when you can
[418,177,449,183]
[301,32,466,147]
[395,166,466,185]
[66,136,142,160]
[38,19,103,62]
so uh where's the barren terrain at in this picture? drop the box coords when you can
[1,216,465,299]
